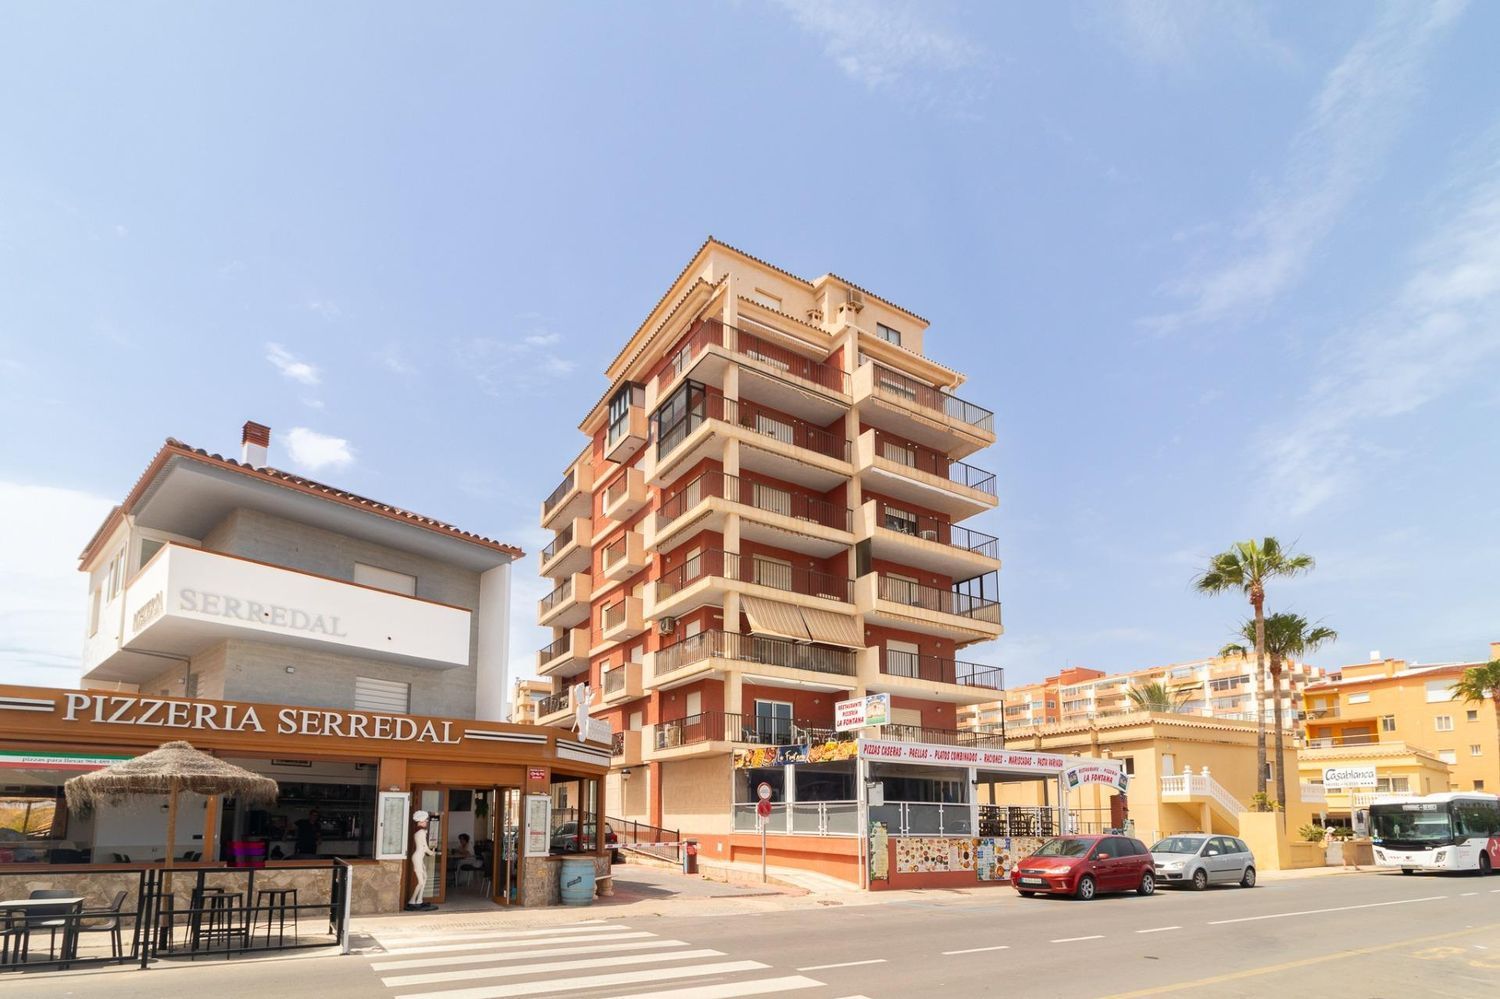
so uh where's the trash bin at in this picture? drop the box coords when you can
[683,839,699,875]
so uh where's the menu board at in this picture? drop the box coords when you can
[524,795,552,857]
[375,792,410,860]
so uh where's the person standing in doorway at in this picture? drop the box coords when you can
[407,810,437,911]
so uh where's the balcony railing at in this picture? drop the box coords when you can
[602,666,627,695]
[656,710,847,749]
[867,361,994,432]
[537,634,571,668]
[870,430,996,495]
[655,711,742,749]
[654,630,857,677]
[656,550,854,603]
[883,649,1004,690]
[882,723,1007,749]
[656,392,851,463]
[539,581,570,616]
[601,600,633,632]
[1304,734,1380,749]
[542,473,575,516]
[610,731,626,756]
[657,471,850,533]
[537,689,570,716]
[668,318,849,395]
[871,501,998,558]
[876,574,1001,624]
[541,523,574,563]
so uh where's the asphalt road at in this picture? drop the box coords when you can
[11,870,1500,998]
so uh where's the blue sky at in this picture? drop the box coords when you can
[3,1,1498,693]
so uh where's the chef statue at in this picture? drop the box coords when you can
[406,809,438,911]
[572,682,594,740]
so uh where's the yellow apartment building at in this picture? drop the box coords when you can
[530,239,1007,881]
[1297,741,1452,824]
[1302,642,1500,799]
[508,678,552,725]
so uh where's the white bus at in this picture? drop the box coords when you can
[1369,792,1500,875]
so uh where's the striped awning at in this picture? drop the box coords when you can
[742,596,811,642]
[798,606,863,649]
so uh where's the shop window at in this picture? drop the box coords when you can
[220,758,380,861]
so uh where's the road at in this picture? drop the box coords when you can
[11,870,1500,997]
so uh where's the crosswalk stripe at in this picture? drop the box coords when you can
[381,931,649,957]
[394,960,770,999]
[598,976,825,999]
[376,923,624,947]
[382,948,727,987]
[373,938,691,972]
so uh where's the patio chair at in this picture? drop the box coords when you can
[78,890,128,960]
[20,889,77,962]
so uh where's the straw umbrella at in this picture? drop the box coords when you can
[65,741,279,877]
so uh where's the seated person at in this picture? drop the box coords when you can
[453,833,483,870]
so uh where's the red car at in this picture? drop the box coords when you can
[1013,834,1156,900]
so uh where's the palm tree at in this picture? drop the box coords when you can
[1194,538,1315,803]
[1452,658,1500,733]
[1223,613,1337,822]
[1126,680,1188,714]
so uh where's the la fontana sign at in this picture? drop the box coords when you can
[62,693,459,744]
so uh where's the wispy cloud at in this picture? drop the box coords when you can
[1142,2,1467,334]
[458,325,578,396]
[1081,0,1293,70]
[1257,144,1500,517]
[377,344,418,376]
[284,427,355,472]
[306,298,342,320]
[266,342,321,386]
[771,0,987,111]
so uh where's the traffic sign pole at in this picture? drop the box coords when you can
[755,783,773,883]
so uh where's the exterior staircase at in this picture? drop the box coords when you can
[1159,766,1246,834]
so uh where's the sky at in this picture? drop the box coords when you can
[2,1,1498,696]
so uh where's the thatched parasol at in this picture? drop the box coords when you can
[66,740,279,874]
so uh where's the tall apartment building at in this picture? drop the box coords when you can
[962,655,1325,736]
[81,422,518,720]
[1302,643,1500,799]
[508,678,552,725]
[534,239,1005,859]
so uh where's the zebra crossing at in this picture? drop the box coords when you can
[364,919,829,999]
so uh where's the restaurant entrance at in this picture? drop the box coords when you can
[409,785,524,907]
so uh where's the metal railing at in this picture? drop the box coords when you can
[870,501,998,558]
[537,633,573,668]
[882,649,1005,690]
[654,711,841,749]
[867,361,994,432]
[869,800,973,836]
[540,522,575,563]
[733,800,859,836]
[978,805,1062,838]
[603,667,627,696]
[542,471,576,516]
[654,711,743,749]
[601,600,635,632]
[537,689,570,716]
[610,731,626,755]
[882,723,1007,749]
[607,816,682,863]
[539,580,571,615]
[666,318,849,395]
[876,574,1001,624]
[870,429,997,495]
[656,392,851,463]
[655,550,854,603]
[1304,733,1379,748]
[654,630,857,677]
[657,471,851,532]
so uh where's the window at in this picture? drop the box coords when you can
[354,563,417,596]
[1468,710,1479,722]
[88,588,101,637]
[752,556,792,591]
[879,437,916,466]
[1375,776,1410,794]
[754,411,794,444]
[1439,750,1457,765]
[753,699,793,744]
[1117,756,1136,775]
[1435,715,1454,732]
[886,640,920,679]
[885,573,921,606]
[1477,781,1487,791]
[1426,680,1455,703]
[752,481,792,517]
[1348,692,1370,704]
[883,505,919,535]
[1472,745,1483,757]
[1381,715,1397,732]
[354,676,411,713]
[606,383,641,447]
[875,323,902,346]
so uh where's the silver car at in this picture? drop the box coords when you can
[1150,834,1256,890]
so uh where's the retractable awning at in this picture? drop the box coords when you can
[798,606,864,649]
[742,596,811,642]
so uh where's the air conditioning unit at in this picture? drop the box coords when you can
[846,289,865,312]
[657,616,677,635]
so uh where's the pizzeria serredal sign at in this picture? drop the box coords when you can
[62,692,459,744]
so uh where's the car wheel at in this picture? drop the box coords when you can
[1191,868,1208,891]
[1477,852,1492,877]
[1075,875,1096,901]
[1401,868,1415,876]
[1138,871,1155,896]
[1240,866,1256,888]
[1018,890,1036,898]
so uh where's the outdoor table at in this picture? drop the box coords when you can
[0,897,85,964]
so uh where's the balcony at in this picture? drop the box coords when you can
[539,517,592,579]
[537,572,592,629]
[535,687,574,726]
[853,360,995,458]
[605,384,649,464]
[857,646,1005,704]
[855,499,999,578]
[601,466,648,523]
[600,659,644,705]
[600,530,649,583]
[651,386,851,492]
[655,318,850,423]
[653,471,851,557]
[856,573,1002,645]
[541,456,594,530]
[600,596,646,644]
[612,728,643,766]
[537,625,590,677]
[882,723,1007,750]
[648,630,859,692]
[82,544,471,683]
[648,549,855,621]
[649,710,838,758]
[854,429,997,519]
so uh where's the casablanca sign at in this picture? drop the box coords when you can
[1322,765,1378,790]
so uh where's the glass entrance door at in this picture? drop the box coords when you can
[412,786,447,905]
[495,787,522,905]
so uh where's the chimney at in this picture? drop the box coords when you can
[1369,650,1381,662]
[241,421,271,467]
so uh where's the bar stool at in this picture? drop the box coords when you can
[199,891,246,950]
[252,888,298,947]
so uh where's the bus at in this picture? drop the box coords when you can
[1369,792,1500,875]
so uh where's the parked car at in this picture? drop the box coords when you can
[1150,834,1256,889]
[1013,834,1156,900]
[550,822,621,863]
